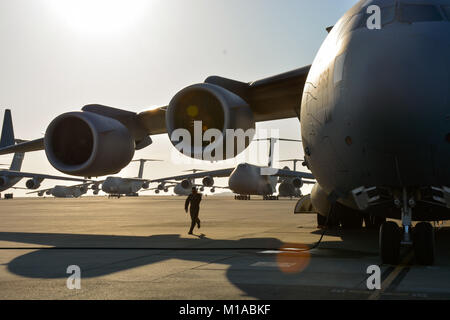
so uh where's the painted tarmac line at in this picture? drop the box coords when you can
[368,251,414,300]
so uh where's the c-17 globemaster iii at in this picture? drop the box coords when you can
[2,0,450,265]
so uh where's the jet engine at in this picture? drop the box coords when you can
[44,111,135,177]
[158,183,165,190]
[292,178,303,188]
[166,83,255,160]
[181,180,192,189]
[0,177,10,187]
[202,176,214,187]
[80,186,88,194]
[26,178,43,190]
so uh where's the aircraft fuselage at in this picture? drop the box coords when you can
[301,0,450,218]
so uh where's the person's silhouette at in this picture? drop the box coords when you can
[185,187,202,235]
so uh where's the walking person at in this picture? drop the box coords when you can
[185,187,202,235]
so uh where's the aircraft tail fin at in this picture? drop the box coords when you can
[0,109,25,171]
[0,109,14,148]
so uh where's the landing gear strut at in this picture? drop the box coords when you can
[379,189,435,265]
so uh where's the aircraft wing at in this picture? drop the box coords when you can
[0,138,44,156]
[150,168,235,183]
[0,170,90,183]
[0,65,311,155]
[268,169,315,180]
[27,188,53,195]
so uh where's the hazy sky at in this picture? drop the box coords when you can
[0,0,356,196]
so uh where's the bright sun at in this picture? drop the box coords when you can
[44,0,151,35]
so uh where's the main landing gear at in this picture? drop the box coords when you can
[379,189,435,265]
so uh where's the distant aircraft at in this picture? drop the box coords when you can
[150,138,314,200]
[151,169,219,196]
[28,183,91,198]
[3,0,450,264]
[0,110,89,194]
[277,160,315,198]
[100,159,162,197]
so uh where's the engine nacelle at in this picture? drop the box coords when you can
[158,183,165,191]
[181,180,192,189]
[310,183,331,217]
[0,177,10,187]
[44,111,135,177]
[166,83,255,161]
[80,186,88,194]
[202,176,214,187]
[292,178,303,188]
[26,178,43,190]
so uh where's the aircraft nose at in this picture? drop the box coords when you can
[343,29,450,186]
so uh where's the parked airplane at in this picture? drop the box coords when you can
[100,159,162,197]
[28,183,91,198]
[2,0,449,264]
[278,160,315,198]
[0,109,89,194]
[151,169,220,196]
[150,138,314,200]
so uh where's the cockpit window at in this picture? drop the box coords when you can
[442,6,450,20]
[381,5,396,25]
[398,4,443,23]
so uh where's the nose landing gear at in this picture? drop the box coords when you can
[379,189,436,265]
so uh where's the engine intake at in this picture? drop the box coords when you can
[44,112,135,177]
[166,83,255,160]
[292,178,303,188]
[0,177,9,187]
[26,178,43,190]
[181,180,192,189]
[202,176,214,187]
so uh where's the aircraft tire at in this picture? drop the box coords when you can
[379,221,401,265]
[413,222,435,266]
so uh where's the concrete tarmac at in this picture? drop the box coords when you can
[1,196,450,300]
